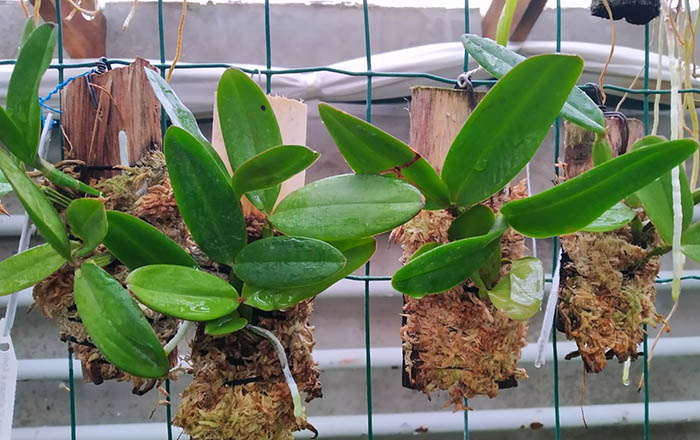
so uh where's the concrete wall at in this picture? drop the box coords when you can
[1,2,699,439]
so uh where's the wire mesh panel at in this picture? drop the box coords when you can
[5,0,700,438]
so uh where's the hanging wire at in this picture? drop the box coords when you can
[552,1,562,438]
[361,2,374,438]
[265,0,272,94]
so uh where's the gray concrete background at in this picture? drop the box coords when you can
[1,1,699,439]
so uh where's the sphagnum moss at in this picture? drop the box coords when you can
[394,180,529,408]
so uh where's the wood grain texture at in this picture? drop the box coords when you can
[563,116,644,179]
[30,0,106,58]
[409,86,484,173]
[211,94,308,218]
[62,57,162,179]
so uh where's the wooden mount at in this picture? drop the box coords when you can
[402,86,484,390]
[62,57,162,179]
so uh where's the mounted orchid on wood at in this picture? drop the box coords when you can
[319,43,697,405]
[0,20,422,440]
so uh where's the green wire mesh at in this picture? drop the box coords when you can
[15,0,698,437]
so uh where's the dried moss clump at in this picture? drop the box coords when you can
[557,226,663,372]
[395,180,528,408]
[175,301,321,440]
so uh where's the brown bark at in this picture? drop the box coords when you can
[62,57,162,180]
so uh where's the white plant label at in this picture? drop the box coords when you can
[0,320,17,440]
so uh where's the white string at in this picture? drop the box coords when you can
[1,113,53,338]
[534,244,561,368]
[525,162,537,258]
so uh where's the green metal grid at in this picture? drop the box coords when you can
[3,0,697,438]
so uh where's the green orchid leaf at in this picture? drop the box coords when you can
[103,210,197,270]
[127,264,239,321]
[461,34,606,134]
[144,68,229,177]
[408,242,441,262]
[243,237,376,311]
[581,202,636,233]
[66,198,107,257]
[165,126,247,265]
[6,23,57,162]
[74,263,170,378]
[231,145,319,199]
[0,148,71,260]
[632,136,693,245]
[501,139,698,238]
[682,221,700,263]
[205,311,248,336]
[270,174,423,240]
[20,18,36,49]
[218,68,283,212]
[392,216,508,297]
[233,236,346,289]
[0,106,27,166]
[448,204,495,241]
[442,54,583,208]
[487,256,544,320]
[0,243,74,296]
[592,134,613,166]
[318,103,451,209]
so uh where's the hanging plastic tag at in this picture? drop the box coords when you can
[0,319,17,440]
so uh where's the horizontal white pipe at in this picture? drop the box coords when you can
[17,336,700,381]
[11,400,700,439]
[3,269,699,309]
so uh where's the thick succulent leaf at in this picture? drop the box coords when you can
[318,103,451,208]
[217,68,283,212]
[205,311,248,336]
[231,145,319,200]
[461,34,605,134]
[0,243,71,296]
[6,23,57,162]
[501,139,698,238]
[165,126,247,264]
[20,18,36,48]
[73,263,170,378]
[67,198,107,256]
[0,107,27,165]
[143,68,228,176]
[442,54,583,207]
[487,256,544,320]
[682,221,700,263]
[103,210,197,270]
[632,137,693,245]
[243,237,376,311]
[392,216,508,297]
[0,148,71,260]
[407,242,441,262]
[127,264,239,321]
[270,174,423,240]
[448,204,495,241]
[580,202,636,233]
[592,135,613,166]
[234,236,346,289]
